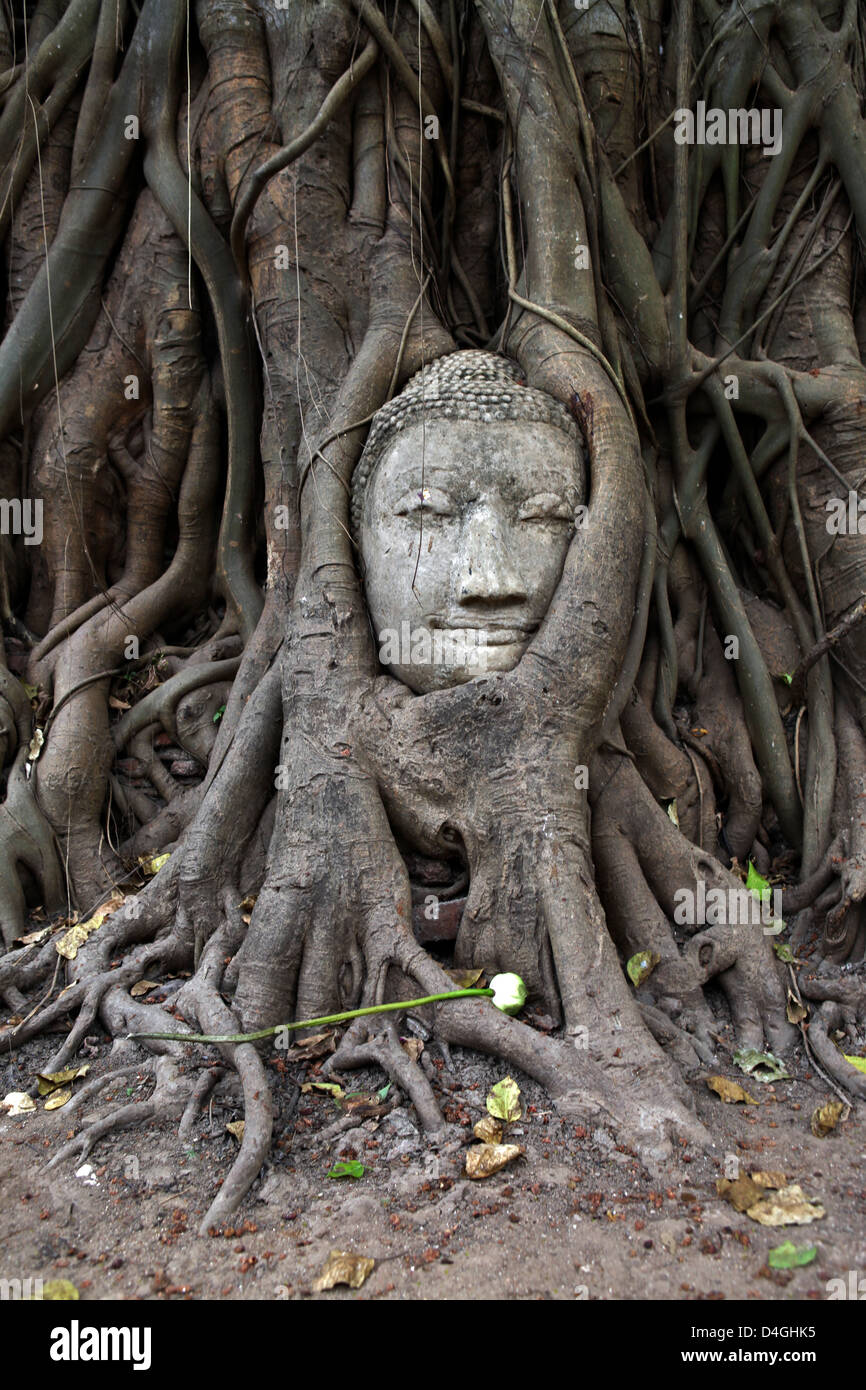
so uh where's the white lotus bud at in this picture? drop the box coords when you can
[489,973,527,1015]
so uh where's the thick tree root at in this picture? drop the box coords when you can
[803,1001,866,1101]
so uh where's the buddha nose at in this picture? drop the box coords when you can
[455,503,528,604]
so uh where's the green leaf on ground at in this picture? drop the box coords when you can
[327,1160,365,1180]
[486,1076,521,1122]
[768,1241,816,1269]
[746,861,771,899]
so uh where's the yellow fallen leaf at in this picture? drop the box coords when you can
[138,852,170,876]
[811,1101,844,1138]
[300,1082,343,1099]
[473,1115,504,1144]
[225,1121,245,1142]
[56,891,125,959]
[750,1170,786,1189]
[130,980,160,998]
[312,1250,375,1292]
[401,1038,424,1063]
[38,1280,79,1300]
[44,1088,73,1111]
[465,1143,524,1179]
[706,1075,759,1105]
[843,1054,866,1074]
[37,1065,89,1095]
[2,1091,36,1115]
[717,1175,764,1212]
[746,1184,825,1226]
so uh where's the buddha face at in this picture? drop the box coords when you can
[359,417,584,693]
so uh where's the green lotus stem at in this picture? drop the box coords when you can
[128,987,495,1045]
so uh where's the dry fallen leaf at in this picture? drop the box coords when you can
[2,1091,36,1115]
[401,1037,424,1063]
[746,1184,825,1227]
[56,891,125,960]
[286,1030,336,1060]
[473,1115,504,1144]
[446,967,484,989]
[312,1250,375,1292]
[43,1088,73,1111]
[343,1093,389,1117]
[706,1075,759,1105]
[750,1170,787,1190]
[16,926,54,946]
[810,1101,844,1138]
[130,979,160,998]
[225,1121,245,1142]
[37,1065,89,1095]
[786,992,808,1025]
[716,1175,764,1212]
[465,1142,524,1179]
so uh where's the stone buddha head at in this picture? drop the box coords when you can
[352,351,586,693]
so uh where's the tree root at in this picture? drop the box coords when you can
[46,1055,195,1171]
[321,1014,445,1133]
[803,1000,866,1101]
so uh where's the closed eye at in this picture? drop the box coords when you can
[518,492,573,522]
[393,486,455,517]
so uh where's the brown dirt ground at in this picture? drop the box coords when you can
[2,1009,865,1302]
